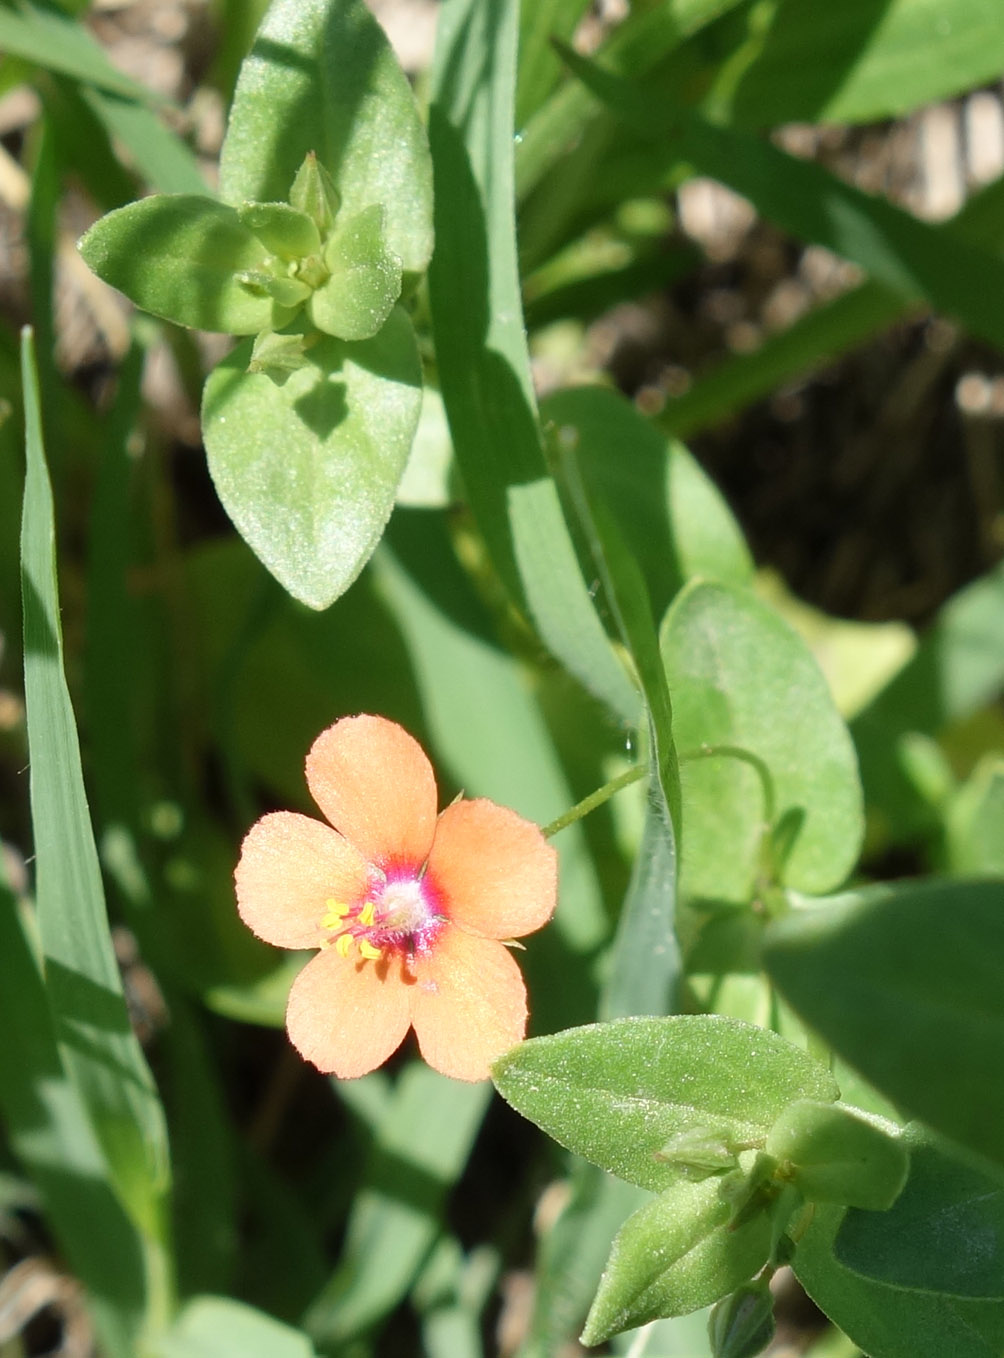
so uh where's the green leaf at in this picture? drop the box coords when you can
[726,0,1004,127]
[20,329,171,1239]
[428,0,638,723]
[661,581,863,901]
[542,385,753,621]
[764,879,1004,1173]
[202,307,422,609]
[0,873,146,1358]
[0,2,157,101]
[237,201,321,258]
[514,0,749,199]
[79,195,281,334]
[83,88,208,195]
[765,1100,908,1211]
[492,1014,838,1192]
[835,1125,1004,1300]
[852,561,1004,841]
[945,757,1004,875]
[157,1296,318,1358]
[554,438,682,1017]
[304,1066,489,1346]
[581,1175,772,1343]
[310,205,403,341]
[557,48,1004,355]
[795,1203,1004,1358]
[219,0,432,280]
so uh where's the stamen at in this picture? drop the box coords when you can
[335,933,353,957]
[359,940,382,961]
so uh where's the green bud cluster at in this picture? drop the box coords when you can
[236,152,404,379]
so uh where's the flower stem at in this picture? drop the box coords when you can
[542,763,648,838]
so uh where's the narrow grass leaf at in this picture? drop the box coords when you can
[158,1296,318,1358]
[0,874,146,1358]
[84,88,207,195]
[727,0,1004,127]
[428,0,637,723]
[554,432,684,1016]
[0,2,157,101]
[304,1065,489,1346]
[20,329,172,1240]
[558,47,1004,353]
[543,386,753,619]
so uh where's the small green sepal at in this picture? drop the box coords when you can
[289,151,342,235]
[309,204,403,341]
[246,329,317,382]
[654,1126,750,1179]
[765,1099,908,1210]
[236,270,312,308]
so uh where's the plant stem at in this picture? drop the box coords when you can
[541,763,647,838]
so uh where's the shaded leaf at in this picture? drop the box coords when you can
[764,879,1004,1172]
[835,1124,1004,1299]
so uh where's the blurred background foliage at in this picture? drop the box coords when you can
[1,0,1004,1354]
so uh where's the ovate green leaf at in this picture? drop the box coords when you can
[835,1125,1004,1300]
[765,1100,908,1210]
[309,205,402,341]
[795,1204,1004,1358]
[581,1176,771,1343]
[492,1015,837,1192]
[202,307,421,609]
[79,195,282,333]
[764,879,1004,1172]
[219,0,432,279]
[661,581,863,902]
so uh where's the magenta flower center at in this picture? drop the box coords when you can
[320,867,444,961]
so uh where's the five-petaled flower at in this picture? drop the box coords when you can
[234,714,557,1081]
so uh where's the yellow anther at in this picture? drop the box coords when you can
[325,898,351,917]
[320,910,342,930]
[359,900,376,927]
[335,933,353,957]
[359,939,382,961]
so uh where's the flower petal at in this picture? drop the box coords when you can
[235,812,370,949]
[428,799,557,939]
[409,926,527,1082]
[285,947,412,1078]
[305,715,438,869]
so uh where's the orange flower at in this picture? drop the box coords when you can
[234,714,557,1081]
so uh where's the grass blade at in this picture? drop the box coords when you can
[428,0,637,723]
[19,327,173,1328]
[0,871,146,1358]
[304,1066,489,1346]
